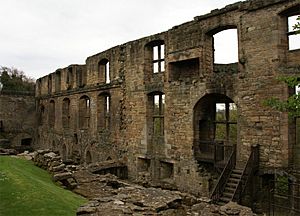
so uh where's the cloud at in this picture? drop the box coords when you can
[0,0,246,79]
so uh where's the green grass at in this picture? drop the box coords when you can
[0,156,87,216]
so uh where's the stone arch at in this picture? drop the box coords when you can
[193,93,237,163]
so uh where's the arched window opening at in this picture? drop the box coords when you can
[98,59,110,84]
[213,29,238,64]
[193,94,237,164]
[79,96,90,129]
[49,100,55,128]
[97,93,111,130]
[62,98,71,129]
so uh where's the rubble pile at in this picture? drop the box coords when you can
[28,150,255,216]
[32,149,78,189]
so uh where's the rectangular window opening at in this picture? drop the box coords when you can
[288,15,300,50]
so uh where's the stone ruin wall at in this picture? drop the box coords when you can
[35,0,300,196]
[0,91,36,150]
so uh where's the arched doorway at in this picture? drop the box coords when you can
[193,93,237,165]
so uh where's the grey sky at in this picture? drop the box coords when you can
[0,0,252,79]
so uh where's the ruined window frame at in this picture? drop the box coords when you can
[211,28,238,65]
[79,95,91,129]
[153,44,165,73]
[55,70,61,92]
[287,14,300,51]
[98,59,110,84]
[48,75,52,94]
[97,93,111,130]
[279,5,300,51]
[66,67,73,89]
[152,93,165,136]
[62,98,71,129]
[214,102,237,146]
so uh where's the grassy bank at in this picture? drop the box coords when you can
[0,156,87,216]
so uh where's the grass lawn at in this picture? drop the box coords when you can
[0,156,87,216]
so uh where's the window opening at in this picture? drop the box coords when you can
[97,94,111,130]
[21,138,32,146]
[79,96,90,129]
[55,71,61,92]
[62,98,71,129]
[213,29,238,64]
[288,15,300,50]
[98,59,110,84]
[48,75,52,94]
[153,94,165,136]
[215,103,237,145]
[66,67,73,89]
[153,44,165,73]
[106,62,110,83]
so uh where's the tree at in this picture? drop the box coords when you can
[0,66,35,92]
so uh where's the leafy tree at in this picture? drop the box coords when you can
[0,66,35,92]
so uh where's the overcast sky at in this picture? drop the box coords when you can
[0,0,250,79]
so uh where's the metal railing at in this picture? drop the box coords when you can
[194,139,234,165]
[210,145,236,202]
[233,144,260,202]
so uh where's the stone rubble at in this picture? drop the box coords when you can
[32,149,78,189]
[27,150,256,216]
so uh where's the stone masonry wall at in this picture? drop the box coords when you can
[35,0,300,196]
[0,91,36,150]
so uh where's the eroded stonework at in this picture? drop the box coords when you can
[35,0,300,199]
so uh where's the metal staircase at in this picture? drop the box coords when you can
[211,145,259,205]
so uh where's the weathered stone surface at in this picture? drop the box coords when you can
[53,172,72,181]
[33,0,300,199]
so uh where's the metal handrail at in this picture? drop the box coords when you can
[233,144,259,202]
[210,145,236,202]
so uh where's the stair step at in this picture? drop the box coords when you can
[228,178,239,183]
[222,192,233,198]
[217,201,227,206]
[227,182,238,188]
[232,169,243,174]
[219,197,231,203]
[224,187,235,192]
[231,173,242,179]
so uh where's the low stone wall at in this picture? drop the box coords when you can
[32,149,78,189]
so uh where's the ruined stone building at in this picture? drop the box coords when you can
[0,91,35,151]
[32,0,300,207]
